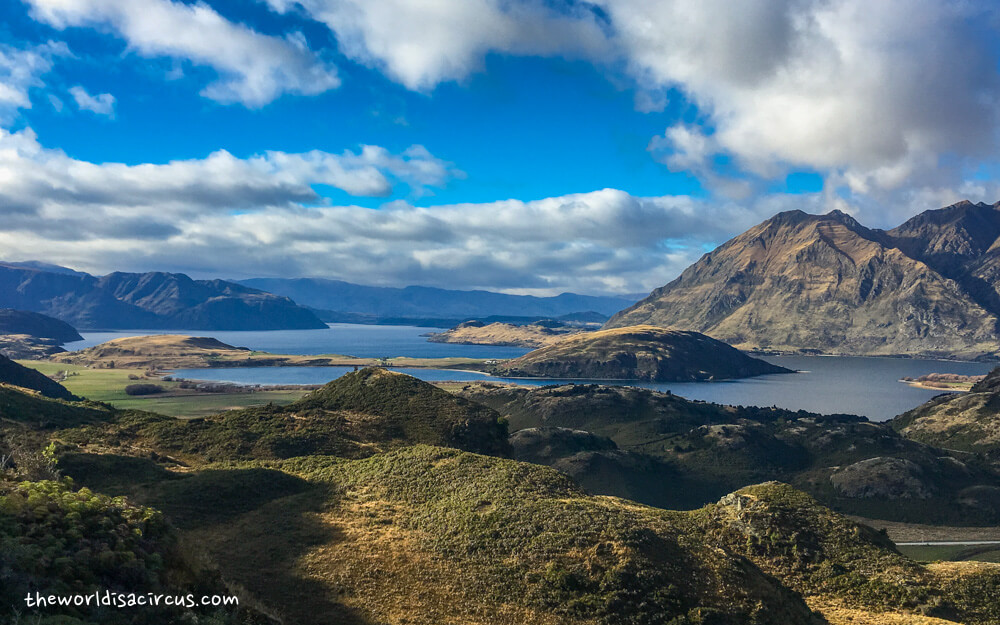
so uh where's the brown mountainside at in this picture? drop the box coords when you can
[606,203,1000,358]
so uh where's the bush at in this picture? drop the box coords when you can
[125,384,166,396]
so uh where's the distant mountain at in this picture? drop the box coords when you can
[0,261,91,277]
[236,277,636,320]
[606,202,1000,358]
[0,264,325,331]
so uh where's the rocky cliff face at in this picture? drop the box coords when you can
[606,203,1000,358]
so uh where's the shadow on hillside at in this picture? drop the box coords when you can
[62,455,372,625]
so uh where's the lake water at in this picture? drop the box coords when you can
[66,323,532,359]
[68,324,996,421]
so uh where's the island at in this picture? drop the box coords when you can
[426,319,591,348]
[46,334,492,371]
[491,325,792,381]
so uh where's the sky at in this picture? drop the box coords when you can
[2,0,1000,295]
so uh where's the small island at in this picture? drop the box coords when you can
[47,334,490,371]
[899,373,985,391]
[491,325,792,382]
[427,319,591,348]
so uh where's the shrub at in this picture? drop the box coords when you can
[125,384,166,396]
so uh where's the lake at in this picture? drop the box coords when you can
[121,324,993,421]
[69,324,995,421]
[66,323,533,359]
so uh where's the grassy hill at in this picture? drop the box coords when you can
[3,369,1000,623]
[893,367,1000,453]
[428,320,589,348]
[61,368,510,463]
[459,383,1000,523]
[492,325,790,381]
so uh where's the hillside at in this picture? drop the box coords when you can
[0,309,84,358]
[0,263,325,330]
[459,382,1000,523]
[492,325,791,381]
[0,370,997,623]
[238,277,636,320]
[0,479,270,625]
[63,368,510,462]
[893,367,1000,453]
[0,353,78,400]
[51,334,256,369]
[427,319,590,347]
[0,308,82,342]
[606,203,1000,358]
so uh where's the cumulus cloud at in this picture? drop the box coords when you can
[263,0,610,90]
[69,86,115,116]
[0,41,68,120]
[0,126,457,222]
[25,0,339,106]
[598,0,1000,198]
[0,125,811,292]
[258,0,1000,216]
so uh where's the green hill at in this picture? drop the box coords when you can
[288,367,510,456]
[62,368,510,463]
[461,383,1000,523]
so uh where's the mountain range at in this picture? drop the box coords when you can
[237,277,639,322]
[0,263,326,331]
[608,200,1000,358]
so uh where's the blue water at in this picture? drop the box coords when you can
[66,323,532,359]
[170,353,995,422]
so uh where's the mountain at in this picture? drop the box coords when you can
[237,277,636,321]
[492,325,791,381]
[0,263,325,330]
[606,203,1000,358]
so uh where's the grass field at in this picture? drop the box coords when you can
[897,544,1000,563]
[16,361,309,418]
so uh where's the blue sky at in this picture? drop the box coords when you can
[1,1,706,207]
[0,0,998,294]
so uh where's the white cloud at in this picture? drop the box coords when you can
[25,0,339,106]
[264,0,610,90]
[0,127,457,220]
[0,124,807,292]
[69,85,115,116]
[0,41,68,120]
[597,0,1000,197]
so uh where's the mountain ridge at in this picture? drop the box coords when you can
[0,264,325,331]
[606,201,1000,358]
[237,277,638,320]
